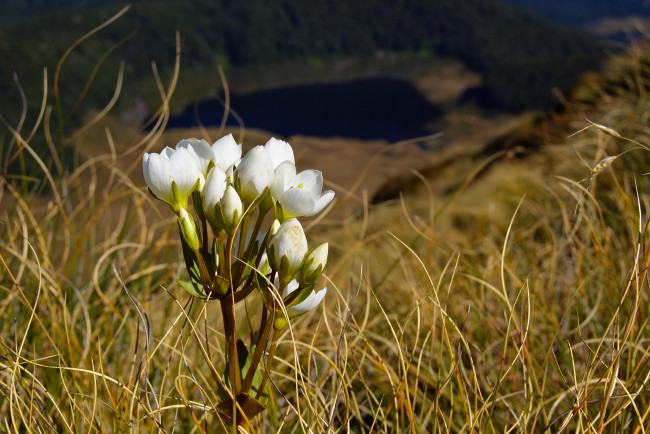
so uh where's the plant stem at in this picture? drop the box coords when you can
[255,328,281,401]
[221,298,241,396]
[241,301,272,395]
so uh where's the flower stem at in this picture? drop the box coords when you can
[255,328,281,401]
[221,298,241,395]
[241,297,272,395]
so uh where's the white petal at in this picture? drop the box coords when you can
[161,146,175,160]
[280,278,300,298]
[312,190,335,215]
[212,134,242,172]
[235,145,274,203]
[202,166,227,206]
[143,152,174,204]
[281,188,316,217]
[169,147,200,197]
[293,170,323,196]
[264,137,294,168]
[288,287,327,314]
[177,138,213,176]
[270,161,296,200]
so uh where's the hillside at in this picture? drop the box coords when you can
[0,0,602,125]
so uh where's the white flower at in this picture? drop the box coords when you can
[234,145,274,204]
[300,242,328,285]
[212,134,242,175]
[281,278,327,315]
[176,138,213,184]
[267,218,308,282]
[143,146,200,210]
[202,166,227,227]
[272,165,335,218]
[264,137,294,169]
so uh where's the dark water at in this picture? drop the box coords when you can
[166,78,441,142]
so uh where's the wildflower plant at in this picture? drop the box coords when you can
[142,134,333,426]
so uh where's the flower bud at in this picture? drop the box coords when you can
[299,242,328,285]
[269,219,281,237]
[220,185,243,234]
[202,166,227,231]
[178,208,200,252]
[267,218,308,285]
[234,145,274,205]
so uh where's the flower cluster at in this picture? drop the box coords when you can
[142,134,333,423]
[143,134,332,313]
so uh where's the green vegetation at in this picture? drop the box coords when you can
[1,12,650,431]
[0,0,603,128]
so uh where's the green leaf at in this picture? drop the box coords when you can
[176,279,207,298]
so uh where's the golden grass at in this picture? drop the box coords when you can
[1,14,650,433]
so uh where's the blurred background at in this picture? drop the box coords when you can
[0,0,648,207]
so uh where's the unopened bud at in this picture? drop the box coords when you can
[178,208,200,252]
[220,185,243,234]
[300,242,328,285]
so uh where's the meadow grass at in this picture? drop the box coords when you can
[1,20,650,433]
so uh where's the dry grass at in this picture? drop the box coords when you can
[1,15,650,433]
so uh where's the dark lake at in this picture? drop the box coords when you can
[165,78,441,142]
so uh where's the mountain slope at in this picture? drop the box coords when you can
[0,0,603,125]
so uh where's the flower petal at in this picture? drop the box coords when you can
[169,147,200,197]
[288,287,327,314]
[264,137,294,169]
[312,190,335,215]
[212,133,242,172]
[235,145,274,203]
[270,161,296,200]
[293,170,323,196]
[177,138,213,176]
[202,165,227,206]
[280,188,316,217]
[280,278,300,298]
[143,152,174,204]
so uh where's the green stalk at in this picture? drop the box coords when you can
[241,299,272,395]
[221,298,241,397]
[255,328,281,401]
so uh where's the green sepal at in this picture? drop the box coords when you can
[245,187,270,213]
[192,189,206,222]
[209,238,219,277]
[180,228,202,283]
[273,201,291,222]
[171,178,200,212]
[259,188,275,214]
[176,279,207,298]
[285,284,315,309]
